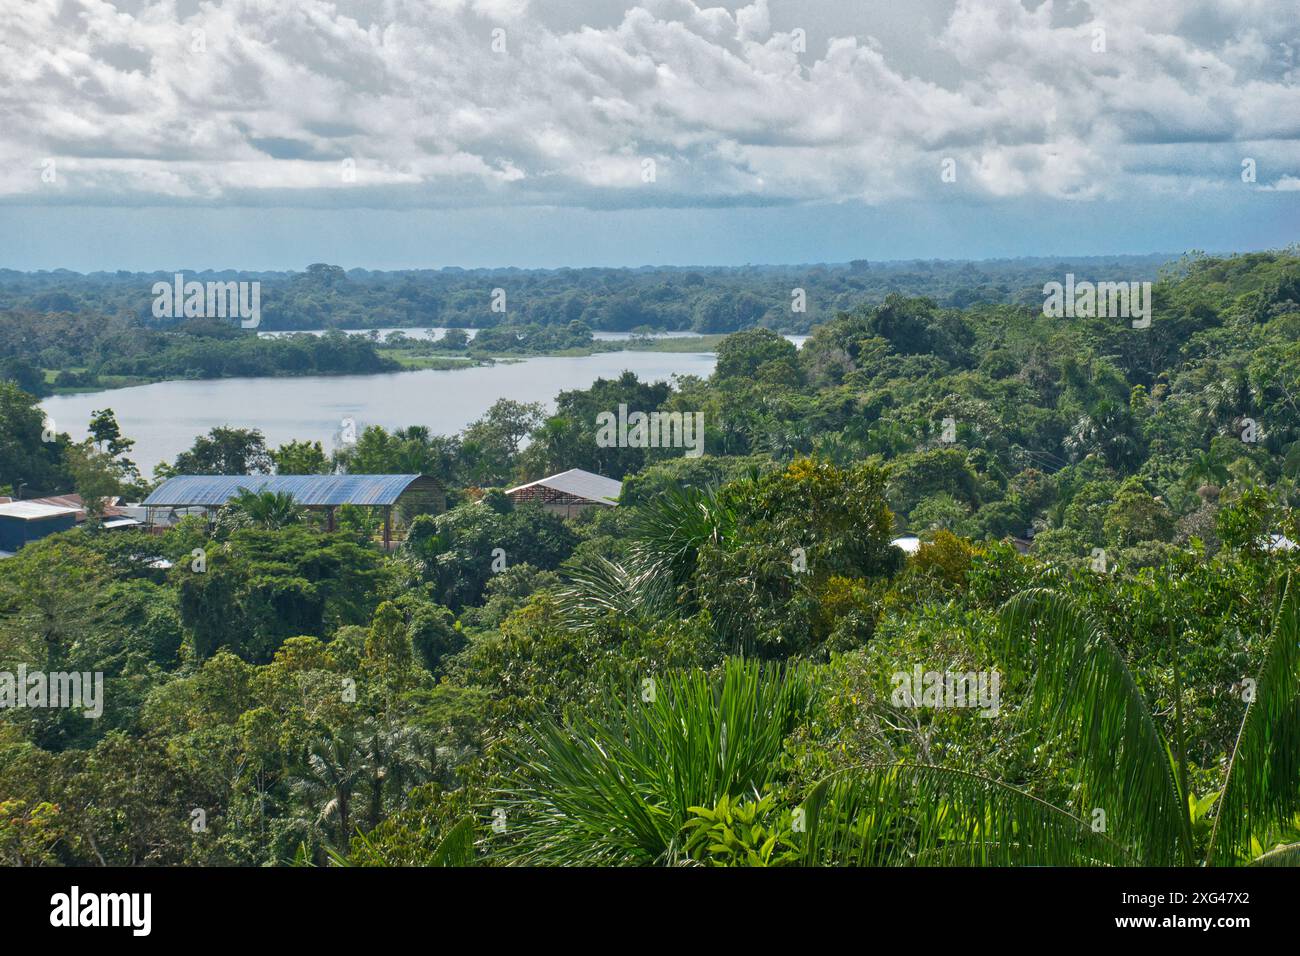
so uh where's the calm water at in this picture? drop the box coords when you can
[258,327,805,344]
[259,327,702,341]
[42,351,719,476]
[259,327,482,341]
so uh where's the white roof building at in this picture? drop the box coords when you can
[0,501,79,521]
[890,535,923,554]
[506,468,622,515]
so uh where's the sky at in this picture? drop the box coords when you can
[2,0,1298,271]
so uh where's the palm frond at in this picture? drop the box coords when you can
[431,815,477,867]
[321,843,352,867]
[627,484,736,591]
[553,552,676,633]
[491,658,815,866]
[1247,842,1300,866]
[800,763,1136,867]
[998,589,1189,864]
[1208,577,1300,865]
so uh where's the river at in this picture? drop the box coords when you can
[41,349,721,476]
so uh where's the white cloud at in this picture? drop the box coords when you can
[1,0,1296,208]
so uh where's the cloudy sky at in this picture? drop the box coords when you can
[2,0,1298,270]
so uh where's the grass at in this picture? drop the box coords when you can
[376,351,487,370]
[631,334,728,352]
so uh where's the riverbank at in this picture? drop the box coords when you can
[383,333,729,366]
[42,333,730,394]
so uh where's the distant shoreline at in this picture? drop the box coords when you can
[43,333,733,395]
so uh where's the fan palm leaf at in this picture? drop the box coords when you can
[552,552,677,634]
[627,484,737,592]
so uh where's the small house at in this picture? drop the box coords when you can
[0,501,79,552]
[506,469,622,517]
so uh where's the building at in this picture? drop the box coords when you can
[890,535,922,555]
[505,468,622,517]
[140,474,445,546]
[16,493,142,530]
[0,501,79,553]
[1263,533,1298,553]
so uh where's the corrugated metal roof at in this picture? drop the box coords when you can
[27,493,127,518]
[506,468,622,504]
[142,474,427,508]
[0,501,80,521]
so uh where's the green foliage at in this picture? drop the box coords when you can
[682,792,800,866]
[3,250,1300,869]
[1207,580,1300,864]
[0,799,63,866]
[802,581,1300,867]
[159,426,273,477]
[215,489,304,532]
[271,440,331,475]
[403,500,578,610]
[713,328,800,383]
[558,458,898,658]
[177,526,388,662]
[0,380,72,495]
[492,658,816,866]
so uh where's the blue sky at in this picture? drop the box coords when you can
[2,0,1297,271]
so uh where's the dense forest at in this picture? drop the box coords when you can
[2,254,1167,396]
[1,249,1299,866]
[1,256,1169,331]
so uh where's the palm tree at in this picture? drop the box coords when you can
[863,419,915,457]
[290,727,369,847]
[217,488,303,531]
[358,720,436,831]
[1064,399,1142,471]
[554,484,738,634]
[1199,372,1254,441]
[802,581,1300,866]
[321,816,477,868]
[492,658,815,866]
[1182,449,1230,491]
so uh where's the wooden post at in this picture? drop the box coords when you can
[327,507,335,532]
[383,506,391,549]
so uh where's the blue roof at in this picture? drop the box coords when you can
[142,474,430,508]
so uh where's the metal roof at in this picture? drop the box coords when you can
[142,474,430,508]
[0,501,80,521]
[890,535,922,554]
[101,516,142,528]
[506,468,622,504]
[27,493,127,518]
